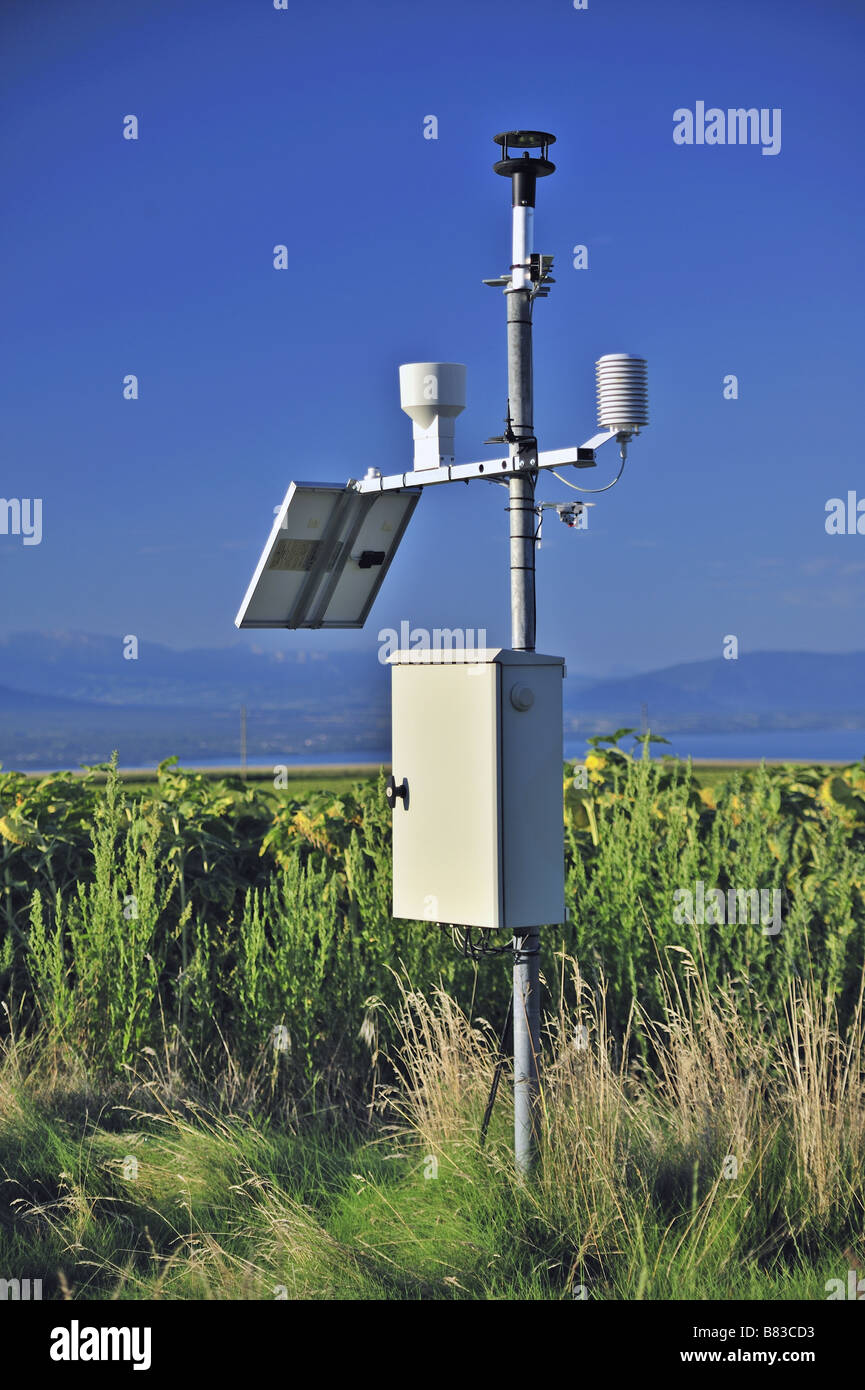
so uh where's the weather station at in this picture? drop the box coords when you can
[235,130,650,1173]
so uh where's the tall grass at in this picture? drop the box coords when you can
[1,946,862,1300]
[27,773,177,1071]
[365,951,865,1299]
[1,746,862,1297]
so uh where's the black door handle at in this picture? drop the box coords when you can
[385,774,409,810]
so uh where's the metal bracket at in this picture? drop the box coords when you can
[351,430,619,495]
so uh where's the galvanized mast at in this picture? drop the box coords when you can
[494,131,556,1173]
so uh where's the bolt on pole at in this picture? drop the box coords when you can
[493,131,556,1174]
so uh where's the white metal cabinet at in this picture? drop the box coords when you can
[388,649,565,929]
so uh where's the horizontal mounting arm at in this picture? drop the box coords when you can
[352,430,620,495]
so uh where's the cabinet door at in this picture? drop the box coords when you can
[391,663,502,927]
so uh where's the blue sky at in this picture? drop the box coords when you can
[2,0,863,678]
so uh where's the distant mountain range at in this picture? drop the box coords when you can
[0,632,862,769]
[0,631,381,710]
[567,650,865,735]
[0,632,388,768]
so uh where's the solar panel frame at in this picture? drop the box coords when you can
[234,481,421,630]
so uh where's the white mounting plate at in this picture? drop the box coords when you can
[235,481,421,629]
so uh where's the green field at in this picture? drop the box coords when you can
[1,742,863,1300]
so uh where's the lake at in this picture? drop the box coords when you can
[23,732,865,777]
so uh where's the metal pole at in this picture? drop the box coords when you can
[507,190,540,1175]
[508,205,536,654]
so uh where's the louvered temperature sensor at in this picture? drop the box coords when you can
[595,353,649,436]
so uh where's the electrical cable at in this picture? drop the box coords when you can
[479,995,513,1148]
[443,923,515,959]
[437,915,540,1144]
[549,445,627,494]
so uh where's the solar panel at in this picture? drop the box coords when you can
[235,481,420,629]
